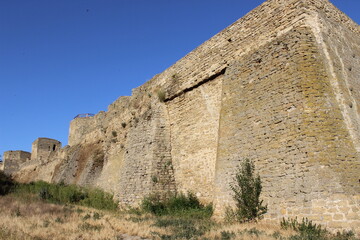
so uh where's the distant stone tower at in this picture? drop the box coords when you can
[31,138,61,162]
[3,150,31,175]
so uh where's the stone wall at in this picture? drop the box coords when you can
[3,151,31,175]
[214,25,360,230]
[167,74,223,203]
[4,0,360,233]
[31,138,62,163]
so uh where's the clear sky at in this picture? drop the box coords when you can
[1,0,359,158]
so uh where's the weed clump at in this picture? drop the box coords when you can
[157,89,166,102]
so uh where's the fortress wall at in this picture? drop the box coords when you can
[3,151,31,175]
[303,6,360,230]
[159,0,309,101]
[214,25,360,231]
[167,75,223,203]
[8,0,360,232]
[215,27,313,214]
[31,138,62,163]
[310,7,360,153]
[94,90,176,206]
[68,112,107,147]
[66,0,309,146]
[115,103,166,205]
[66,88,176,206]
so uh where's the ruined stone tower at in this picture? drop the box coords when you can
[3,0,360,233]
[31,138,62,163]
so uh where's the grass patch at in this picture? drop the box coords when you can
[281,218,358,240]
[78,222,103,231]
[152,217,214,240]
[140,192,214,239]
[9,180,118,211]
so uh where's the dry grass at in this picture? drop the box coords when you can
[0,194,297,240]
[0,195,163,240]
[202,221,296,239]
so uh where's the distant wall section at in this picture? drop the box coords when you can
[3,151,31,175]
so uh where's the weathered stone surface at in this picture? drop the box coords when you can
[4,0,360,233]
[3,150,31,175]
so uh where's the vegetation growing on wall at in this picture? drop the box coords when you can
[157,89,166,102]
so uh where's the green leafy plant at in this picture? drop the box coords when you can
[141,192,212,218]
[229,159,267,222]
[151,175,159,183]
[11,181,118,211]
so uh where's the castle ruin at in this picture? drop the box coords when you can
[3,150,31,175]
[31,138,62,163]
[2,138,61,175]
[2,0,360,233]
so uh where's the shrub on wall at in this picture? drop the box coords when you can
[157,89,166,102]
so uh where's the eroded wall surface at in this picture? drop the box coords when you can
[3,151,31,175]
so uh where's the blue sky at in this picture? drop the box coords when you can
[0,0,359,158]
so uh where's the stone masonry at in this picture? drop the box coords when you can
[31,138,62,163]
[3,0,360,233]
[3,151,31,175]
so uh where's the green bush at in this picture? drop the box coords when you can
[80,188,118,211]
[229,159,267,222]
[141,194,166,215]
[10,181,118,211]
[0,171,14,195]
[141,192,213,218]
